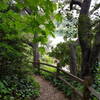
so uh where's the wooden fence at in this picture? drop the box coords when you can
[32,61,100,100]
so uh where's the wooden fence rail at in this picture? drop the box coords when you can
[58,76,83,99]
[59,68,84,84]
[88,87,100,100]
[31,61,100,100]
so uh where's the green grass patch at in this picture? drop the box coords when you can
[41,65,57,72]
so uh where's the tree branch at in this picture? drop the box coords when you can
[70,0,82,10]
[90,4,100,15]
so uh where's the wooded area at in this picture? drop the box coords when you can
[0,0,100,100]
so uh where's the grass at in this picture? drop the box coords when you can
[41,65,57,72]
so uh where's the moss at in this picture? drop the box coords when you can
[78,14,92,47]
[79,15,91,32]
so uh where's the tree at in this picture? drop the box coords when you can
[49,40,81,75]
[55,0,100,79]
[78,0,100,79]
[16,0,60,68]
[0,0,60,99]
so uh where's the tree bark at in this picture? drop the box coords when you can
[78,0,92,78]
[78,0,100,79]
[33,33,40,68]
[69,43,77,75]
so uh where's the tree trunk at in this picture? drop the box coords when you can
[78,0,100,80]
[78,0,92,78]
[33,33,40,68]
[69,43,77,75]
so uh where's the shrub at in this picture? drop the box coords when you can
[0,75,40,100]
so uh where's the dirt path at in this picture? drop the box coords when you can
[35,75,68,100]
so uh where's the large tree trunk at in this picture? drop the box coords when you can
[78,0,100,79]
[78,0,92,78]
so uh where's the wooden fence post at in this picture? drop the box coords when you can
[37,60,40,74]
[83,76,92,100]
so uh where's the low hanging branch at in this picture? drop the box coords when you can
[90,4,100,15]
[70,0,82,10]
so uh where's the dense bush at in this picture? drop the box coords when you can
[0,75,40,100]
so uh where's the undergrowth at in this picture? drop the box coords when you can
[0,65,40,100]
[35,66,99,100]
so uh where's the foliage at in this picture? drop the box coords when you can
[0,75,40,100]
[0,0,100,100]
[49,42,70,67]
[41,55,54,64]
[49,41,82,72]
[54,13,78,39]
[92,62,100,92]
[0,0,61,99]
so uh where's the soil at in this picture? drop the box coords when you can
[35,75,69,100]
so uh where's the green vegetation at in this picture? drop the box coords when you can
[0,75,40,100]
[0,0,100,100]
[0,0,59,99]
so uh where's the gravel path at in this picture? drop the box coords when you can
[35,75,68,100]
